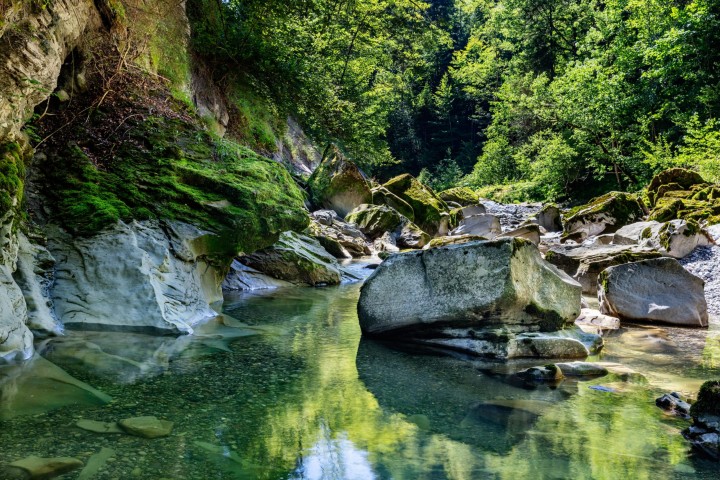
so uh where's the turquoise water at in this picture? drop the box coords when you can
[0,280,718,479]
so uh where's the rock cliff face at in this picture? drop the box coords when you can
[0,0,99,140]
[0,1,314,361]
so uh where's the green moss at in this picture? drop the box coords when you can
[43,116,308,256]
[0,142,26,217]
[383,174,448,235]
[647,168,706,206]
[562,192,645,239]
[345,205,401,237]
[438,187,478,206]
[371,186,415,221]
[640,226,653,240]
[690,380,720,418]
[307,145,371,213]
[228,76,285,153]
[524,302,566,331]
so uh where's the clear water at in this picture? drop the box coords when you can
[0,280,718,479]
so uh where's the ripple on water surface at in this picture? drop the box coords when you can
[0,283,718,479]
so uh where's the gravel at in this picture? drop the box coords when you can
[680,245,720,316]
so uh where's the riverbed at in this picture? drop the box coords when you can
[0,280,718,479]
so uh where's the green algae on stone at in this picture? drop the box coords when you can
[647,168,706,206]
[371,186,415,221]
[438,186,478,206]
[562,191,645,240]
[0,142,26,218]
[346,204,402,238]
[42,116,308,257]
[690,380,720,418]
[383,174,448,235]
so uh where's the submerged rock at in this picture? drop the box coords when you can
[656,392,691,418]
[598,258,708,327]
[118,416,174,439]
[7,456,83,479]
[307,146,372,217]
[358,238,592,359]
[239,231,342,286]
[76,419,123,434]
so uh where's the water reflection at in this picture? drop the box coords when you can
[0,282,717,479]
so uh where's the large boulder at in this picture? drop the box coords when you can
[395,218,432,249]
[383,174,448,235]
[647,168,707,207]
[308,211,370,258]
[613,220,711,258]
[450,213,501,238]
[499,224,541,245]
[307,146,372,217]
[563,192,646,241]
[239,231,342,286]
[438,187,479,206]
[371,186,415,221]
[346,204,402,239]
[545,244,662,293]
[0,265,34,362]
[49,220,225,335]
[358,238,589,358]
[536,204,563,232]
[598,258,708,327]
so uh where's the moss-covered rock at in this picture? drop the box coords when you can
[371,186,415,221]
[438,187,478,206]
[425,234,487,249]
[647,168,706,207]
[562,192,646,241]
[690,380,720,418]
[239,231,342,286]
[307,145,371,217]
[0,142,26,218]
[383,174,448,235]
[41,117,308,259]
[346,204,402,239]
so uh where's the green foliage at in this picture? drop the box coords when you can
[0,142,25,216]
[690,380,720,418]
[417,158,464,192]
[43,117,308,255]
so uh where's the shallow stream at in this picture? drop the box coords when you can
[0,277,719,479]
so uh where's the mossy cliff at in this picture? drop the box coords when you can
[41,115,308,257]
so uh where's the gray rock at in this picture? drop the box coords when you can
[599,258,709,327]
[450,214,501,238]
[614,219,711,258]
[307,146,372,217]
[499,224,541,245]
[13,233,61,335]
[461,205,486,217]
[545,244,662,293]
[222,259,294,291]
[8,456,83,479]
[555,362,609,377]
[239,231,343,286]
[76,419,123,434]
[358,238,587,358]
[656,393,691,417]
[346,204,402,238]
[49,220,223,335]
[575,308,621,335]
[517,365,564,382]
[395,218,431,249]
[118,416,174,439]
[537,204,563,232]
[563,192,646,241]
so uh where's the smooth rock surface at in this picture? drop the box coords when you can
[49,220,223,334]
[8,456,83,479]
[358,238,582,338]
[575,308,621,335]
[239,231,342,286]
[614,219,711,258]
[307,146,372,217]
[450,214,501,238]
[118,416,174,439]
[599,258,709,327]
[222,260,294,291]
